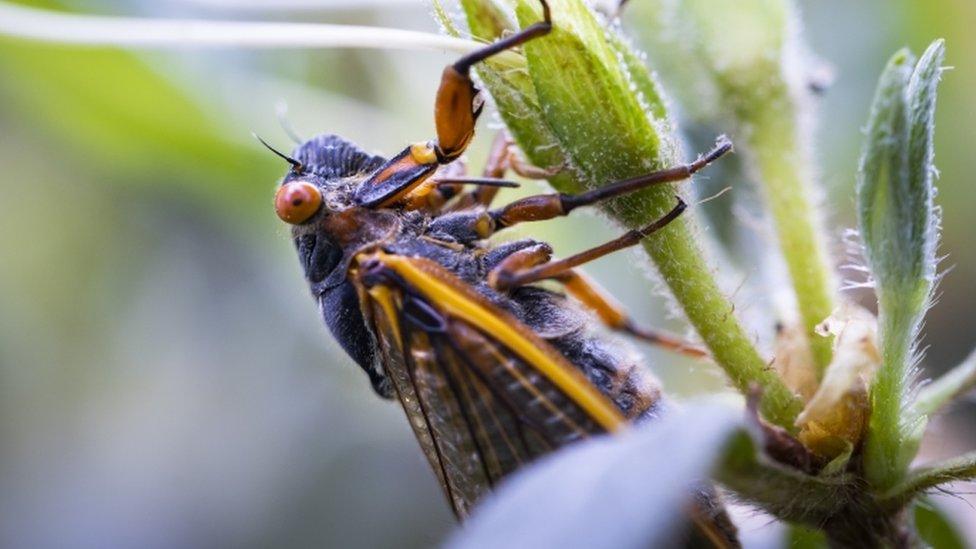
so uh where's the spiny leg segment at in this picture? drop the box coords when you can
[489,199,686,290]
[434,0,553,162]
[476,137,736,357]
[490,137,731,231]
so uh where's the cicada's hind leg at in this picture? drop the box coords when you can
[486,242,708,360]
[551,270,709,359]
[353,1,552,211]
[491,198,687,290]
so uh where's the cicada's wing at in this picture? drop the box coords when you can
[354,251,626,517]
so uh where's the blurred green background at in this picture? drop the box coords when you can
[0,1,973,547]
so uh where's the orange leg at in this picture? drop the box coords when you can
[449,132,517,211]
[426,138,729,244]
[360,2,551,210]
[487,243,553,290]
[425,157,468,210]
[447,130,562,212]
[446,131,562,211]
[433,1,552,163]
[486,245,707,359]
[553,270,708,359]
[506,145,563,181]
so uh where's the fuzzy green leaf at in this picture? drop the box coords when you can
[858,43,943,320]
[861,40,945,491]
[915,346,976,416]
[715,422,854,524]
[880,450,976,510]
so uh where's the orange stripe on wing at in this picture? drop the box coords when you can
[366,251,626,433]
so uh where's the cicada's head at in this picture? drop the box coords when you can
[267,134,386,284]
[268,134,390,393]
[272,134,386,223]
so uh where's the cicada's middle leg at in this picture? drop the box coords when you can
[465,138,734,359]
[447,132,562,211]
[482,209,710,360]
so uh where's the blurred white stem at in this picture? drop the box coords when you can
[175,0,420,10]
[0,1,489,56]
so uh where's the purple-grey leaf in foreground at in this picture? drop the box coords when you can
[445,402,744,549]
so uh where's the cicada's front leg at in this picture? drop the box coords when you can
[352,1,552,211]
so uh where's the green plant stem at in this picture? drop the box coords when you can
[640,223,803,429]
[748,107,836,376]
[865,309,922,490]
[880,450,976,511]
[452,0,804,430]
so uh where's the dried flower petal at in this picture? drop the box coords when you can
[796,306,881,458]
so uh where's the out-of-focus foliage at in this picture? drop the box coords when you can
[914,498,968,549]
[1,0,975,547]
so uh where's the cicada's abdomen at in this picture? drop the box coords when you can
[500,285,666,423]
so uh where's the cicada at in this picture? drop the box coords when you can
[269,1,737,545]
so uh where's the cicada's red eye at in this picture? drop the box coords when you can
[275,181,322,224]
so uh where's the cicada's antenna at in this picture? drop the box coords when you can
[275,101,304,145]
[252,132,304,174]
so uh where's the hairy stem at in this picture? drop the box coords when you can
[747,106,836,376]
[505,0,803,430]
[865,307,923,490]
[640,226,803,428]
[880,450,976,511]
